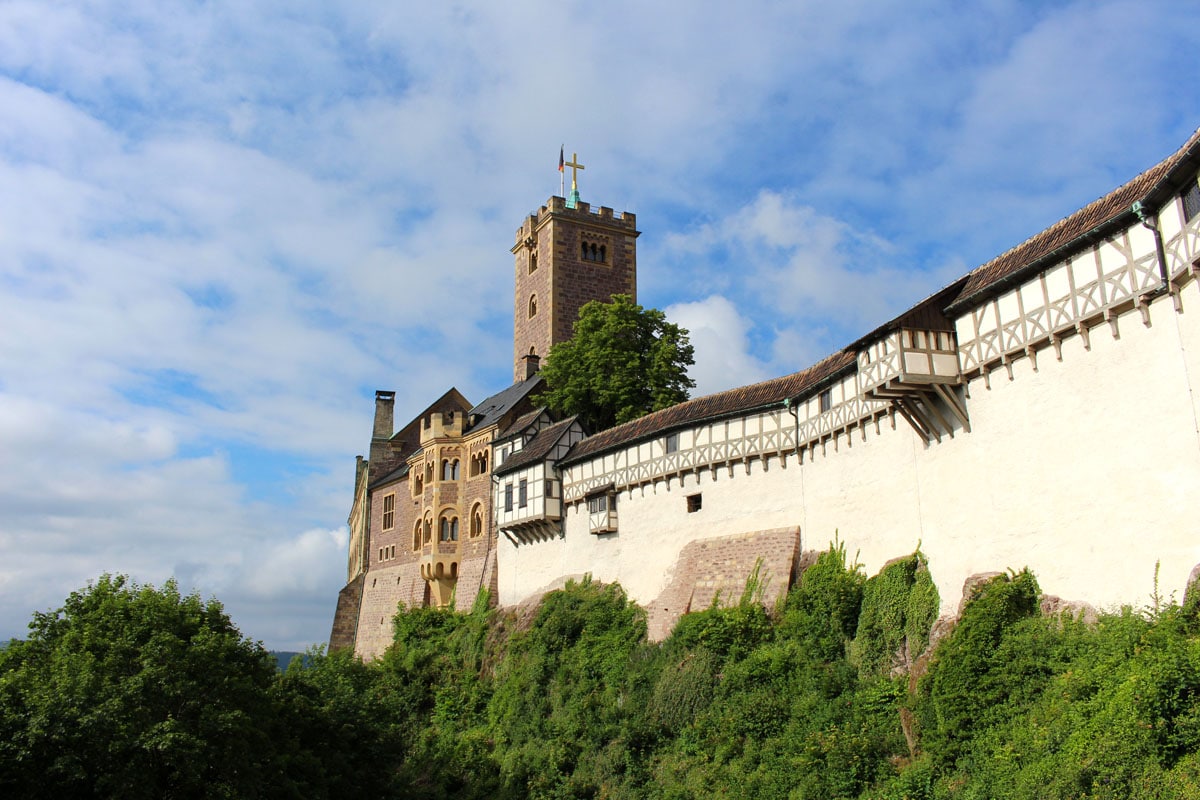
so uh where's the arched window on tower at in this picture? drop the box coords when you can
[529,294,537,318]
[451,459,460,480]
[580,241,588,260]
[599,244,606,262]
[471,503,484,538]
[441,459,451,481]
[413,521,422,551]
[529,250,537,273]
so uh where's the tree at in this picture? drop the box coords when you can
[0,575,284,799]
[535,294,695,432]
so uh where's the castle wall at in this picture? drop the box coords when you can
[500,203,1200,622]
[354,562,426,659]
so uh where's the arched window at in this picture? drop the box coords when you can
[580,242,588,260]
[440,517,449,541]
[439,516,460,542]
[529,294,537,318]
[599,244,606,262]
[529,251,537,273]
[423,515,432,544]
[471,504,484,538]
[413,521,422,550]
[441,459,451,481]
[450,459,460,480]
[450,518,459,541]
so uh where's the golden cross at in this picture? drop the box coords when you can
[564,152,585,189]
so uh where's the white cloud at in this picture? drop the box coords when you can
[666,296,770,397]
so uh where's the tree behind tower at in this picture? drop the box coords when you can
[535,294,695,432]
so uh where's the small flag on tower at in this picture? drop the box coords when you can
[558,145,564,172]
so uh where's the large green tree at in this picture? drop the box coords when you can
[0,575,284,799]
[535,294,695,432]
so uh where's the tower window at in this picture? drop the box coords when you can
[687,494,702,513]
[529,250,538,273]
[580,240,607,263]
[529,294,537,318]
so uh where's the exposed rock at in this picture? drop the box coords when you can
[1039,594,1098,625]
[1185,563,1200,608]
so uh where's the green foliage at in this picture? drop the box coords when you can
[779,539,866,662]
[534,294,695,432]
[851,552,940,677]
[917,569,1041,770]
[13,556,1200,799]
[0,574,281,799]
[488,577,647,798]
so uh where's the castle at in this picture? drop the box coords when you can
[332,130,1200,659]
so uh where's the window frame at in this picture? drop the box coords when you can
[381,492,395,531]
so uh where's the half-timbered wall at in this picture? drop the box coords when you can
[498,194,1200,624]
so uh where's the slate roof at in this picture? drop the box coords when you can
[561,349,856,466]
[497,407,546,441]
[494,416,580,476]
[949,126,1200,313]
[369,462,409,489]
[467,375,543,432]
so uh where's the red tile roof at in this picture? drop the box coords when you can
[562,349,856,464]
[950,127,1200,311]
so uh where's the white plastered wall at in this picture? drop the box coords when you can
[500,280,1200,618]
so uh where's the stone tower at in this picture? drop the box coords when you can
[511,194,639,382]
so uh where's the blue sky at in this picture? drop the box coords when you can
[1,0,1198,649]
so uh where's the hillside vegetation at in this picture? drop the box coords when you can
[4,548,1200,798]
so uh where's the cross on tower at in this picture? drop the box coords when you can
[564,152,585,208]
[565,152,585,189]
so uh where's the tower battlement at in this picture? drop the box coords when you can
[514,196,638,245]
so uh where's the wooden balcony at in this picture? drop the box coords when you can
[857,328,969,443]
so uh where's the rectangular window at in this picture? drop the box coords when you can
[819,388,832,413]
[687,493,702,513]
[504,483,513,512]
[665,432,679,453]
[382,493,395,530]
[588,494,608,514]
[518,478,528,508]
[1185,181,1200,222]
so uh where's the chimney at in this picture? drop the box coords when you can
[373,391,395,439]
[523,353,541,380]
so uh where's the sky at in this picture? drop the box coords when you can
[2,1,1198,650]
